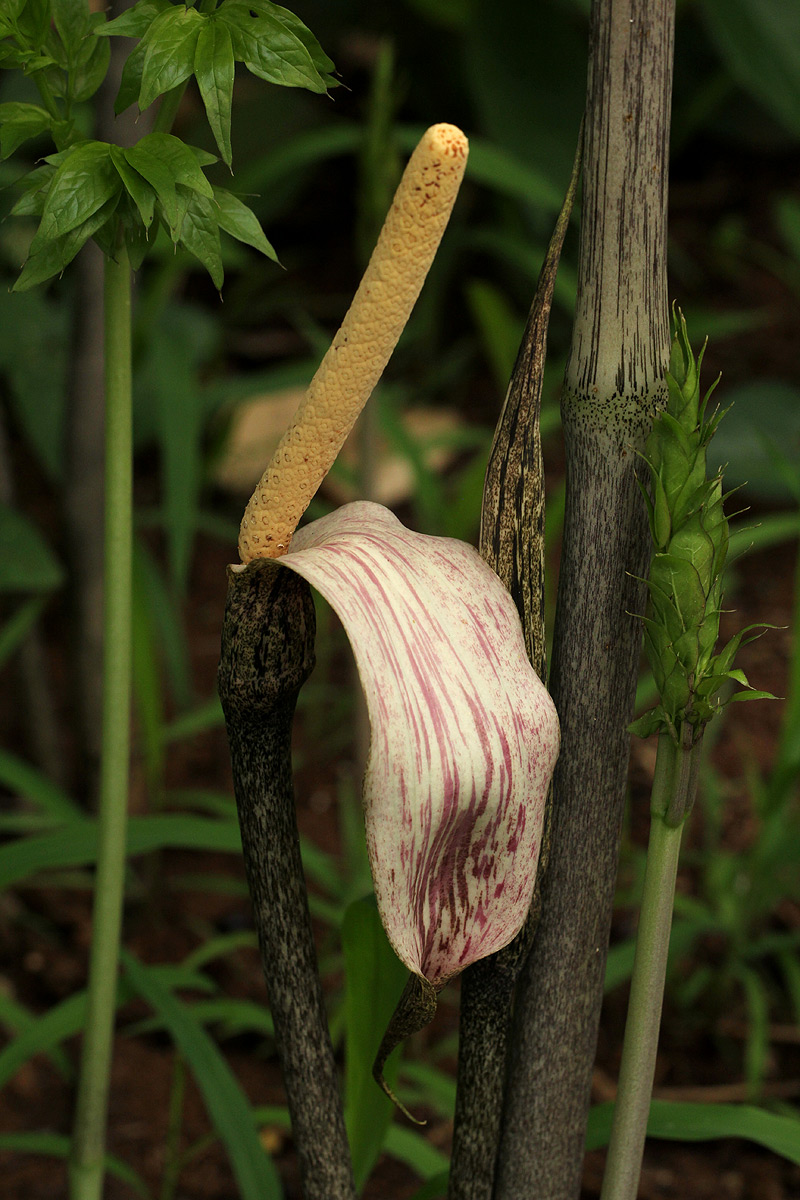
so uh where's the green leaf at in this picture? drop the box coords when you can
[0,1133,149,1198]
[0,0,28,27]
[122,210,152,270]
[408,1174,449,1200]
[586,1099,800,1164]
[186,143,218,168]
[9,164,56,217]
[398,1061,456,1119]
[110,144,155,227]
[343,895,408,1189]
[213,186,278,260]
[124,133,214,243]
[0,991,92,1091]
[701,0,800,142]
[138,311,209,592]
[383,1125,450,1177]
[51,0,90,60]
[96,0,171,38]
[0,992,71,1079]
[628,707,667,739]
[0,504,64,592]
[15,0,50,48]
[134,537,194,706]
[15,192,120,290]
[0,286,67,479]
[127,132,213,207]
[0,596,47,670]
[138,6,203,111]
[122,951,282,1200]
[71,27,110,104]
[217,0,327,92]
[194,18,234,166]
[0,748,80,820]
[35,140,118,243]
[115,35,146,113]
[177,192,223,288]
[124,139,180,231]
[130,997,274,1042]
[163,695,224,742]
[0,813,242,889]
[251,0,336,83]
[0,101,51,159]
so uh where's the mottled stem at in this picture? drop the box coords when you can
[373,973,438,1124]
[495,2,675,1198]
[218,562,356,1200]
[446,136,581,1200]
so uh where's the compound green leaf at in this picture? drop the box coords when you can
[213,186,277,260]
[194,18,234,166]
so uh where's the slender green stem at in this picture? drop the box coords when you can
[69,241,133,1200]
[600,729,701,1200]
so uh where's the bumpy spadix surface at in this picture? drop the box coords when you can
[280,502,560,987]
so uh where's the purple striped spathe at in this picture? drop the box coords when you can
[282,502,560,987]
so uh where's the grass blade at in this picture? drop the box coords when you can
[0,813,243,889]
[0,1132,151,1199]
[122,949,283,1200]
[587,1099,800,1163]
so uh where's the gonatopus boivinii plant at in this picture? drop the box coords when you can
[234,123,560,1029]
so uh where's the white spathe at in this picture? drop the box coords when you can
[281,502,560,987]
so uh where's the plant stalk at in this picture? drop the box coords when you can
[218,561,357,1200]
[69,242,134,1200]
[600,729,700,1200]
[495,3,676,1197]
[447,135,581,1200]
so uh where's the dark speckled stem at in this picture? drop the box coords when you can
[446,133,581,1200]
[495,3,675,1198]
[218,560,356,1200]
